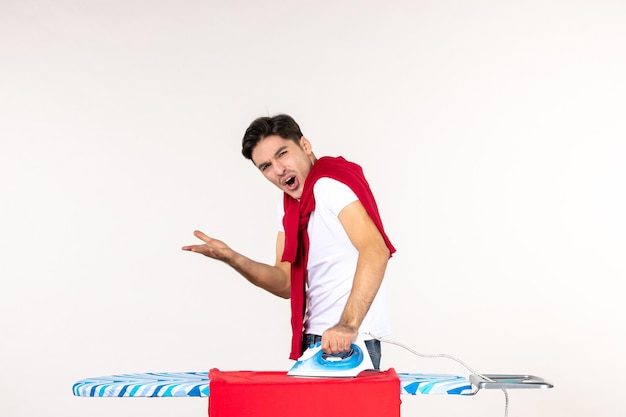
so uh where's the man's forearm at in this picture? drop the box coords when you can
[338,247,389,330]
[227,251,291,299]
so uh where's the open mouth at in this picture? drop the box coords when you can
[285,176,296,187]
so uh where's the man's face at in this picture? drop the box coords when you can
[251,134,315,200]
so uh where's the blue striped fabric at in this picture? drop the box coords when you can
[398,373,472,395]
[72,371,472,397]
[72,372,210,397]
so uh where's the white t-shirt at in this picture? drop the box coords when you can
[278,177,391,339]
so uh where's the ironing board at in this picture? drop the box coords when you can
[72,371,552,397]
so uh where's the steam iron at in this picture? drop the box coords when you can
[287,338,374,378]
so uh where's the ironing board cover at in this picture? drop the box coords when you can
[72,371,472,397]
[72,372,210,397]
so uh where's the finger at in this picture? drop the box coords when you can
[193,230,212,243]
[333,338,346,354]
[321,334,333,354]
[340,338,350,352]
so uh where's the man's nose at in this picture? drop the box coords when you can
[272,160,286,175]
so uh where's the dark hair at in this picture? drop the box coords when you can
[241,114,304,160]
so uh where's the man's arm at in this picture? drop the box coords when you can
[321,201,390,354]
[182,230,292,299]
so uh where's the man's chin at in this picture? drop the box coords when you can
[285,189,302,200]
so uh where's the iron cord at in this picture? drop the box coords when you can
[364,332,509,417]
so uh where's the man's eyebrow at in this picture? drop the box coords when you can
[256,145,289,170]
[274,145,288,157]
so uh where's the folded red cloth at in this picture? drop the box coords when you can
[208,368,401,417]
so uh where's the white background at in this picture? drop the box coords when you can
[1,1,624,416]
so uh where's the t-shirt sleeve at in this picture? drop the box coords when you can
[313,177,358,216]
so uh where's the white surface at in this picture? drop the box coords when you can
[1,1,624,416]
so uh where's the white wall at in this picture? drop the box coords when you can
[1,1,624,416]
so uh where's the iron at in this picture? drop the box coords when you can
[287,338,374,377]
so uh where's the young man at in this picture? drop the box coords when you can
[182,114,395,368]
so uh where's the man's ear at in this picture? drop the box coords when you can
[300,136,312,153]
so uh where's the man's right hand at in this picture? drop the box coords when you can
[182,230,232,262]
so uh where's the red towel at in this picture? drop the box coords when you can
[282,156,395,360]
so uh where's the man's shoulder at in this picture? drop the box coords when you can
[313,177,353,193]
[313,178,358,213]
